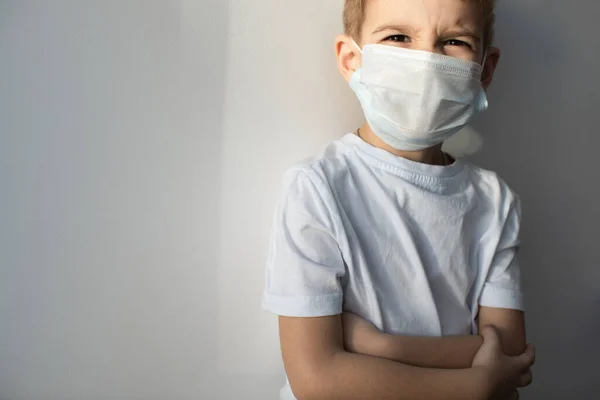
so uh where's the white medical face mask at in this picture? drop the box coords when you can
[350,43,489,151]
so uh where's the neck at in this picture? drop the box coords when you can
[358,123,447,166]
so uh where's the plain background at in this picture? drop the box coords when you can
[1,0,599,399]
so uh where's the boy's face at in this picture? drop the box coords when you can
[337,0,500,88]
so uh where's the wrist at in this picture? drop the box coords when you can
[369,331,396,359]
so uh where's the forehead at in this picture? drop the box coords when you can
[363,0,484,33]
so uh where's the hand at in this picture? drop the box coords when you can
[472,326,535,400]
[341,312,382,356]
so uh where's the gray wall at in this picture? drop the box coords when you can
[469,0,600,397]
[0,0,598,399]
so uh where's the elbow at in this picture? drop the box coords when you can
[288,371,326,400]
[288,359,335,400]
[290,387,315,400]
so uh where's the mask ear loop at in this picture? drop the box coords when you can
[477,49,490,111]
[352,39,364,54]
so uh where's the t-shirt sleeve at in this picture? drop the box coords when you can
[479,196,525,311]
[261,168,345,317]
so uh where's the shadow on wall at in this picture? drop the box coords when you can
[469,1,600,398]
[214,1,349,398]
[216,0,352,368]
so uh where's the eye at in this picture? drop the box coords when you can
[384,34,411,43]
[444,39,471,48]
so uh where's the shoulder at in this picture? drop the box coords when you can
[465,162,521,213]
[281,135,357,197]
[275,136,356,226]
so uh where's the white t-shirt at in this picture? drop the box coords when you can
[262,133,523,400]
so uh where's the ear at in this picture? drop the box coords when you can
[335,35,362,83]
[481,46,500,90]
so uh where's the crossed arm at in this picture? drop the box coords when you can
[279,307,528,400]
[342,306,527,368]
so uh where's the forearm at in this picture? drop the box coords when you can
[364,333,484,369]
[296,350,488,400]
[343,308,525,369]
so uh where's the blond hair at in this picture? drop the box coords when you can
[343,0,497,48]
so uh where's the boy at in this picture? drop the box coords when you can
[262,0,535,399]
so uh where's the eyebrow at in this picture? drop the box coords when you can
[372,24,421,36]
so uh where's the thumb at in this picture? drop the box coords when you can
[480,325,502,349]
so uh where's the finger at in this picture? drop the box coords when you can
[514,344,536,368]
[516,369,533,388]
